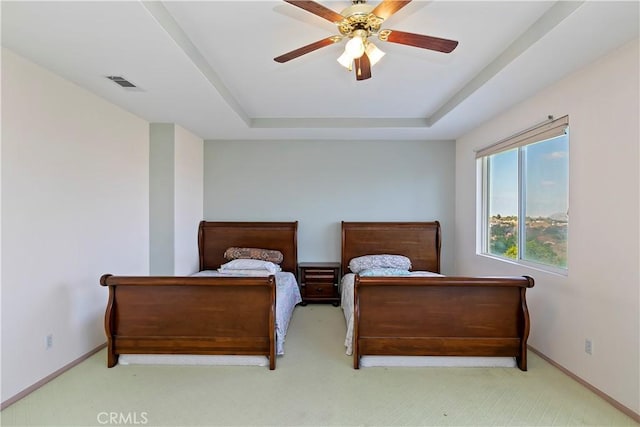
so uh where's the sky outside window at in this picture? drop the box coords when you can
[524,135,569,218]
[488,149,518,217]
[489,135,568,218]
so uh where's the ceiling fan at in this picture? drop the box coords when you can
[274,0,459,81]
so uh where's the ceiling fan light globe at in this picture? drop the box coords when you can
[345,36,365,58]
[337,51,354,71]
[365,42,385,66]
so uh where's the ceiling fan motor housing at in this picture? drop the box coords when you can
[337,3,382,38]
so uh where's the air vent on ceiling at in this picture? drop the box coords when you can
[106,75,137,88]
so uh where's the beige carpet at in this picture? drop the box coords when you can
[1,305,637,426]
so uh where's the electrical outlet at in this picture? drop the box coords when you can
[584,338,592,355]
[45,334,53,350]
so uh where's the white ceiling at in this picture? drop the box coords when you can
[2,1,638,141]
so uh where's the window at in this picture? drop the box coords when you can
[478,116,569,271]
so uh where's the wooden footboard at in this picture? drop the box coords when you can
[100,274,277,369]
[353,275,534,371]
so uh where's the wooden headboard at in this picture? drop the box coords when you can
[341,221,441,274]
[198,221,298,273]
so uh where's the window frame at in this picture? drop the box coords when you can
[477,116,569,275]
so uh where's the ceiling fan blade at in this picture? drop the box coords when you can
[381,29,458,53]
[354,54,372,81]
[371,1,412,21]
[274,36,340,63]
[284,1,344,23]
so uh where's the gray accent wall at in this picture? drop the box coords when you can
[203,139,456,274]
[149,123,204,276]
[149,123,176,275]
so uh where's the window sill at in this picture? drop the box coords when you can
[477,253,568,277]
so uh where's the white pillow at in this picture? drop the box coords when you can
[219,259,281,274]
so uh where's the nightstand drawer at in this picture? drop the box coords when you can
[301,269,335,284]
[304,283,335,298]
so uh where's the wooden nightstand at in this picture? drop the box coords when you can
[297,262,341,306]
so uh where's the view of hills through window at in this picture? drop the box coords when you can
[487,135,568,268]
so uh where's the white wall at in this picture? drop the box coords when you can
[1,48,150,403]
[455,39,639,414]
[204,140,456,273]
[174,125,204,275]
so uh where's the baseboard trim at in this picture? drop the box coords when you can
[1,343,106,410]
[528,346,639,423]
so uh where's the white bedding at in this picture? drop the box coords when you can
[119,271,301,366]
[340,272,515,367]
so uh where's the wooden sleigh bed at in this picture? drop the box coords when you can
[341,221,534,371]
[100,221,299,370]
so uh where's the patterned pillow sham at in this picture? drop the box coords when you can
[348,254,411,273]
[223,247,284,264]
[358,268,411,276]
